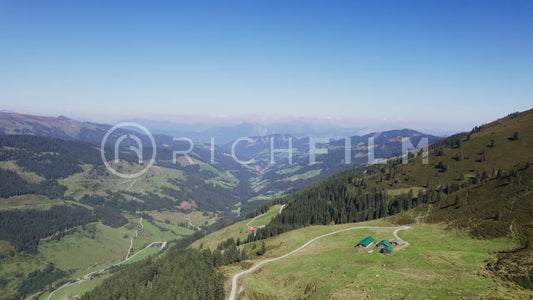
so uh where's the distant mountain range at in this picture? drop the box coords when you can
[0,111,442,213]
[121,118,371,144]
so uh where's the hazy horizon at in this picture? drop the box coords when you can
[0,108,481,137]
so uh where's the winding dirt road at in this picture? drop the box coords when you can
[126,217,144,260]
[228,225,410,300]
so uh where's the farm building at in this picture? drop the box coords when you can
[355,236,375,247]
[381,246,393,254]
[390,240,405,246]
[246,226,258,233]
[376,240,390,248]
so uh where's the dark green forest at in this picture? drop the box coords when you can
[0,135,102,179]
[0,169,67,199]
[0,204,135,254]
[0,205,95,254]
[93,206,128,228]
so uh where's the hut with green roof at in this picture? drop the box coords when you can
[376,240,390,248]
[355,236,375,247]
[381,245,393,254]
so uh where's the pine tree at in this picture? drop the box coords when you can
[258,242,266,256]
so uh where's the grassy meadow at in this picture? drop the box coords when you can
[221,221,532,299]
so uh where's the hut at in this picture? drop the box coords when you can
[375,240,390,248]
[390,240,405,246]
[355,236,375,248]
[381,245,393,254]
[246,226,258,233]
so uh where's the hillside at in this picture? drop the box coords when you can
[222,222,529,299]
[240,109,533,292]
[0,134,223,299]
[0,112,116,144]
[0,133,247,213]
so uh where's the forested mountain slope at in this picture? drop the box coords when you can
[247,109,533,289]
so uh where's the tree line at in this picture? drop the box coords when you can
[245,164,457,243]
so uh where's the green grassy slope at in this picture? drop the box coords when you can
[365,110,533,192]
[223,222,531,299]
[190,205,283,250]
[225,109,533,296]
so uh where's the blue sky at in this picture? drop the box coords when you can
[1,0,532,132]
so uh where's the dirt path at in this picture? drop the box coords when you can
[126,179,137,191]
[126,217,143,260]
[228,226,410,300]
[278,204,286,215]
[392,227,410,248]
[245,214,262,227]
[185,216,200,230]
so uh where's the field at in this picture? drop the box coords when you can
[276,165,303,175]
[221,221,532,299]
[0,195,67,210]
[148,210,218,228]
[201,164,240,189]
[247,191,285,203]
[190,205,283,250]
[40,274,110,300]
[283,169,322,182]
[39,222,134,278]
[60,163,186,199]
